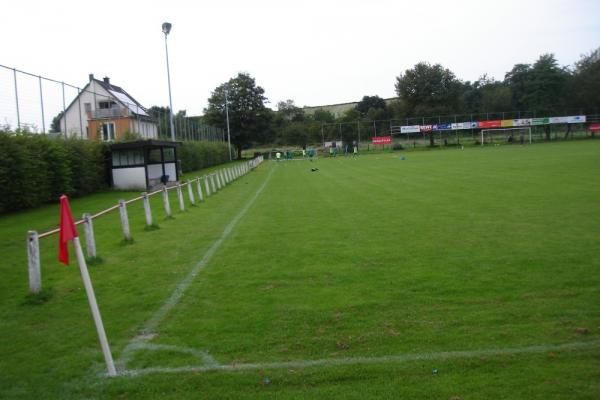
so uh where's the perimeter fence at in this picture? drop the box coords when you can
[0,64,223,142]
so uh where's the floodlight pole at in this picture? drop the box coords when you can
[162,22,176,141]
[224,86,232,161]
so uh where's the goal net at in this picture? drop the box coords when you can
[480,127,532,146]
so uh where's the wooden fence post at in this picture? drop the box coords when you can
[118,200,132,241]
[222,169,228,185]
[177,183,185,211]
[216,171,222,190]
[187,180,195,205]
[142,192,153,226]
[196,177,204,202]
[204,175,211,197]
[83,213,97,258]
[162,186,172,217]
[27,230,41,294]
[210,173,217,193]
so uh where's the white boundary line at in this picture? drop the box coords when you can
[120,339,600,377]
[117,166,275,370]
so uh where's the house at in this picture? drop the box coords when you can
[60,74,158,140]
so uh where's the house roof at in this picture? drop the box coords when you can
[94,78,150,117]
[61,76,152,120]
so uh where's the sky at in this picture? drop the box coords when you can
[1,0,599,121]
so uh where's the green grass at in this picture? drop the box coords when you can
[1,142,600,398]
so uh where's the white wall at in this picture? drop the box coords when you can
[164,163,177,182]
[147,162,177,182]
[62,80,113,138]
[112,167,147,190]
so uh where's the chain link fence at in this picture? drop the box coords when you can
[0,64,223,142]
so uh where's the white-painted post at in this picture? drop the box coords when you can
[27,230,41,294]
[142,192,153,227]
[195,177,204,202]
[210,174,217,193]
[187,180,195,205]
[162,186,172,217]
[216,172,222,190]
[177,183,185,211]
[118,200,131,241]
[204,175,211,197]
[83,213,97,259]
[222,169,228,185]
[227,168,233,182]
[73,236,116,376]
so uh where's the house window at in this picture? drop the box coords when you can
[102,123,115,141]
[112,150,143,166]
[98,101,116,109]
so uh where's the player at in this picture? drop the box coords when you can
[276,151,281,161]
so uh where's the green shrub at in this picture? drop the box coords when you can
[178,141,230,173]
[0,132,108,213]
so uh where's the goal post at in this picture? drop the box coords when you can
[480,127,532,146]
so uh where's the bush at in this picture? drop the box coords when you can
[0,132,109,213]
[178,141,230,173]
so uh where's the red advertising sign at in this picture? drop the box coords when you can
[420,125,433,132]
[477,120,502,129]
[372,136,392,145]
[589,123,600,132]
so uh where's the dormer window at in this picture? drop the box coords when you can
[98,101,117,109]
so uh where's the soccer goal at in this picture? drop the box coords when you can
[480,127,532,146]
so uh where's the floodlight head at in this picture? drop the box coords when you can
[162,22,172,35]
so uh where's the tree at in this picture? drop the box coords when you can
[356,95,387,117]
[395,62,463,116]
[204,73,271,159]
[505,54,569,115]
[276,99,305,122]
[312,109,335,123]
[50,111,63,133]
[523,54,569,115]
[570,49,600,114]
[504,63,531,110]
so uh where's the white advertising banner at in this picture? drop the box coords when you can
[451,122,477,130]
[550,116,569,124]
[567,115,586,123]
[400,125,421,133]
[513,118,532,126]
[549,116,586,124]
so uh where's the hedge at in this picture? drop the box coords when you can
[0,132,110,212]
[0,133,232,213]
[178,141,230,173]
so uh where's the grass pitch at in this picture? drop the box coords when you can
[1,141,599,398]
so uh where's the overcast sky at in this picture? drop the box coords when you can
[2,0,599,119]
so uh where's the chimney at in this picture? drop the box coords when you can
[103,76,110,85]
[89,73,94,82]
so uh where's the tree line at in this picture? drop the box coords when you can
[198,50,599,156]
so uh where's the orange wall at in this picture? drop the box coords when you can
[88,118,132,141]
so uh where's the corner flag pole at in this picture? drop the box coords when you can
[58,195,116,376]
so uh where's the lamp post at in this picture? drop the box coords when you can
[162,22,176,141]
[224,85,232,161]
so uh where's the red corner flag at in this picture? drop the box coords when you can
[58,195,79,265]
